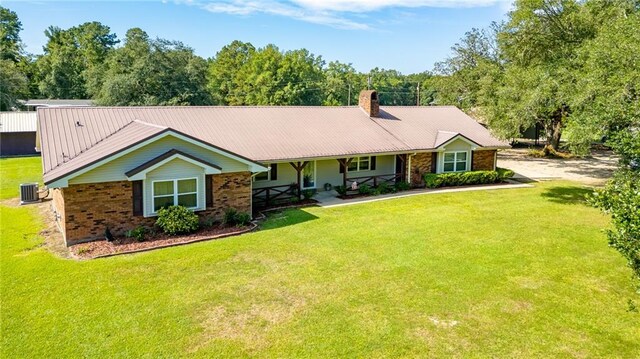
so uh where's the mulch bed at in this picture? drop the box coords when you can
[69,224,255,259]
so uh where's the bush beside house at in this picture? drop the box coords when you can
[423,168,514,189]
[155,205,200,235]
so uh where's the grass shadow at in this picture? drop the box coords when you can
[258,208,319,231]
[540,186,593,205]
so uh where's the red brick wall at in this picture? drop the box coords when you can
[410,152,435,187]
[472,150,496,171]
[62,181,155,244]
[210,172,252,219]
[58,172,253,245]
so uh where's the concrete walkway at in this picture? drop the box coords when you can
[315,182,533,208]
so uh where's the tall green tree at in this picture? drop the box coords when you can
[36,22,117,99]
[97,28,211,106]
[230,45,325,105]
[0,6,28,109]
[433,25,501,111]
[568,11,640,152]
[0,59,28,110]
[0,6,22,62]
[580,12,640,287]
[207,40,255,105]
[367,68,426,106]
[322,61,364,105]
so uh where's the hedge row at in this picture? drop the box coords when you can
[423,168,514,189]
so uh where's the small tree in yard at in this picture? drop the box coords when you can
[589,130,640,288]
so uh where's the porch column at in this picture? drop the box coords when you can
[337,158,354,188]
[289,161,309,200]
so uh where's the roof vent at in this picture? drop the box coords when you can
[359,90,379,117]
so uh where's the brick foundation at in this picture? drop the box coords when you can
[53,172,253,245]
[472,150,496,171]
[409,152,435,187]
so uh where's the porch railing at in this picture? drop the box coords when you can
[345,173,404,188]
[252,184,298,209]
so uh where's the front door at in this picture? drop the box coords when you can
[302,161,316,189]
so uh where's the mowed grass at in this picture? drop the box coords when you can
[0,156,42,199]
[2,157,639,357]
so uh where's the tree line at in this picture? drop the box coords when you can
[1,1,638,154]
[0,7,433,110]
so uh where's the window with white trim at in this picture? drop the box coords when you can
[443,151,468,172]
[348,156,370,172]
[152,178,198,212]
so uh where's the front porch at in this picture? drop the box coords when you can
[251,154,408,209]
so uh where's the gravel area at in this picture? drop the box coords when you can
[497,148,617,185]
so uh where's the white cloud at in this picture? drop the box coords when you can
[191,0,506,30]
[292,0,500,12]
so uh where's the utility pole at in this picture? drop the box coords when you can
[416,83,420,106]
[348,84,351,106]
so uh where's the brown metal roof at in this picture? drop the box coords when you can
[38,105,509,183]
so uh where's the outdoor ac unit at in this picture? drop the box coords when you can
[20,183,39,205]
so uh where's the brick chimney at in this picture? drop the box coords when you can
[359,90,379,117]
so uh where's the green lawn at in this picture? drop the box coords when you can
[1,158,639,357]
[0,156,42,199]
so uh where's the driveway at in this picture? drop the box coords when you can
[497,148,618,185]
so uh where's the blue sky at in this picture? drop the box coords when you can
[4,0,512,74]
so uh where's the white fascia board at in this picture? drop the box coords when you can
[437,135,479,150]
[127,154,222,181]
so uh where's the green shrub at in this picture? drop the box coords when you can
[223,208,238,225]
[497,167,515,180]
[126,226,147,242]
[155,205,199,235]
[302,189,315,200]
[223,207,252,227]
[394,181,411,191]
[424,173,441,188]
[234,212,252,227]
[335,185,348,196]
[423,171,500,188]
[358,184,373,195]
[377,182,393,194]
[200,216,217,228]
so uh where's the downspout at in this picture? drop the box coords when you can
[406,154,413,183]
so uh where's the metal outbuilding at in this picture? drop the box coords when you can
[0,112,39,156]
